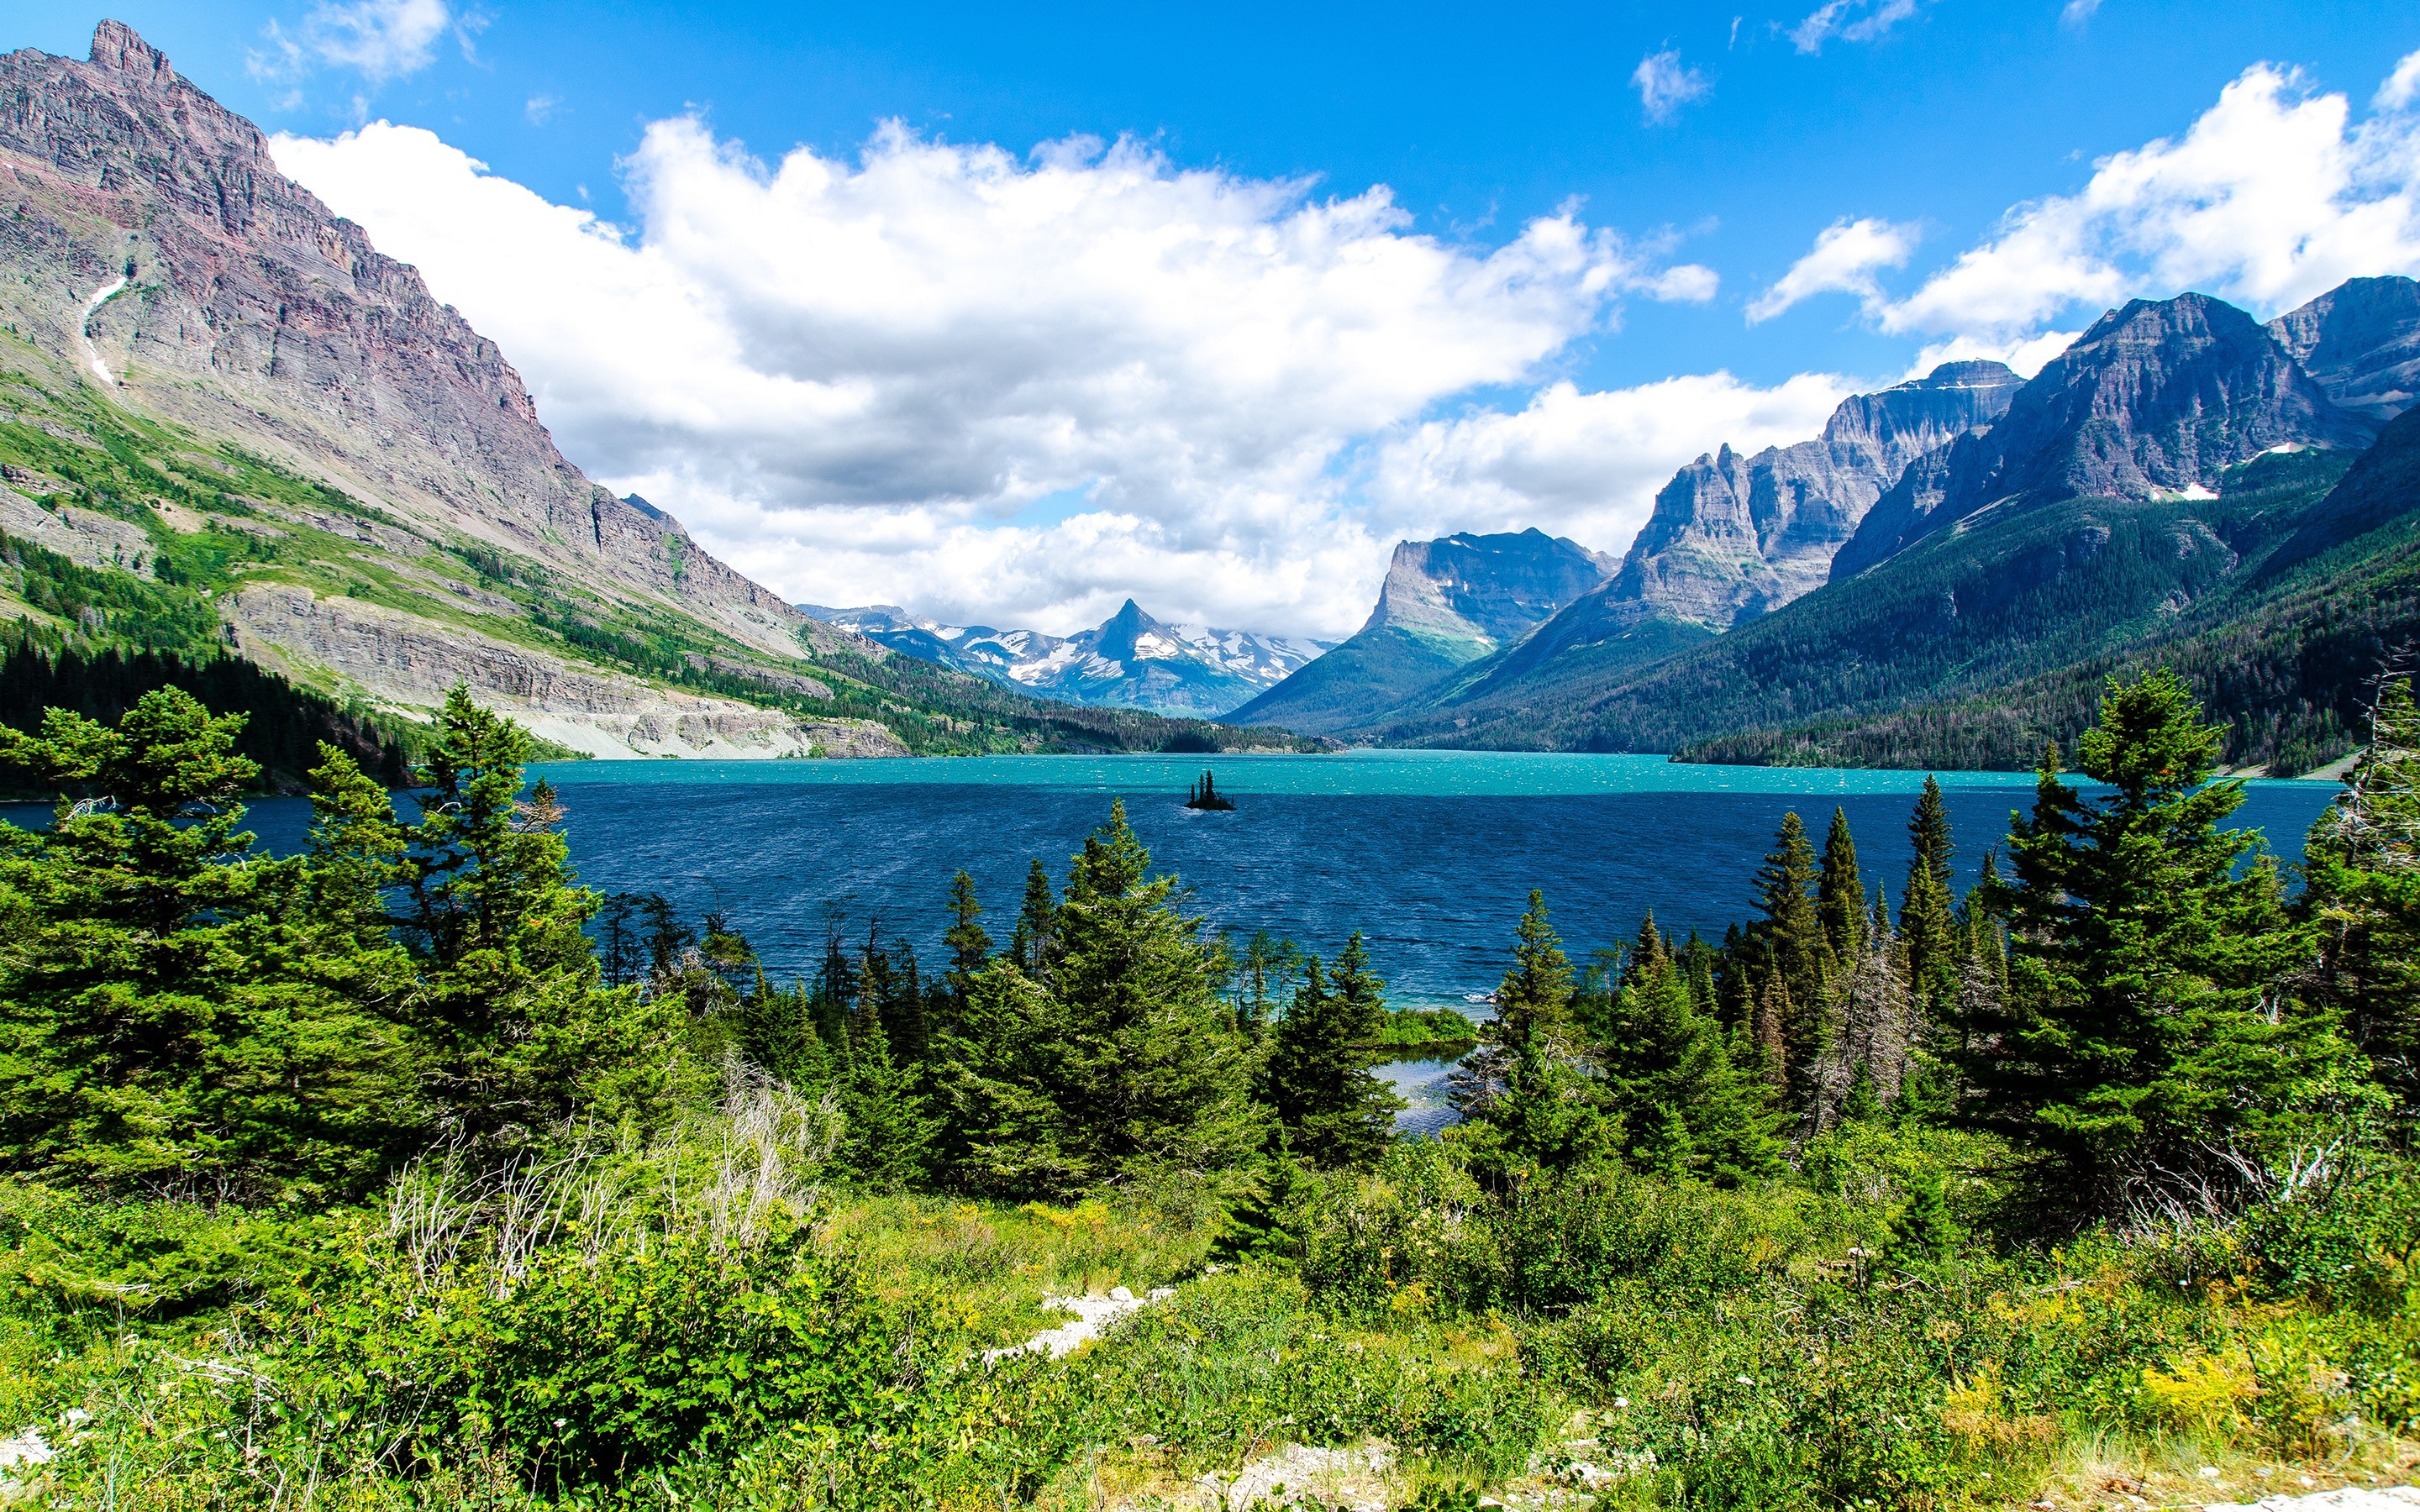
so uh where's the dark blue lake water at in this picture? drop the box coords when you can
[8,751,2338,1016]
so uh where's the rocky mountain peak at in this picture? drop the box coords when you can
[1831,289,2371,580]
[2268,275,2420,422]
[0,23,819,659]
[89,19,172,83]
[1365,528,1617,649]
[1592,358,2023,633]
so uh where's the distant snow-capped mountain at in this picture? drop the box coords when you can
[797,598,1331,718]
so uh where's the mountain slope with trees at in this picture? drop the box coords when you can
[1358,283,2420,774]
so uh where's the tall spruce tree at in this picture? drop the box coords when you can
[942,871,992,1021]
[1602,947,1785,1186]
[1449,890,1614,1175]
[0,690,419,1199]
[2300,675,2420,1121]
[1754,811,1830,1110]
[1263,933,1405,1168]
[1965,671,2346,1221]
[396,689,683,1142]
[1901,776,1958,1005]
[834,1010,934,1189]
[1010,858,1058,980]
[1817,807,1868,964]
[1044,801,1262,1184]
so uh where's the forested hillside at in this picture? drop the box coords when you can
[2,671,2414,1507]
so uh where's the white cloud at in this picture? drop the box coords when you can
[1747,216,1920,323]
[250,0,451,86]
[2381,50,2420,112]
[1881,60,2420,341]
[1632,50,1711,124]
[524,94,559,127]
[1790,0,1919,54]
[1903,328,2081,381]
[1365,373,1861,556]
[2059,0,2102,29]
[273,119,1721,636]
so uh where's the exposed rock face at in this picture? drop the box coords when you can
[226,585,903,759]
[1361,529,1620,651]
[803,598,1328,718]
[1608,361,2022,630]
[1833,292,2373,580]
[1226,528,1614,734]
[0,24,820,662]
[2268,275,2420,422]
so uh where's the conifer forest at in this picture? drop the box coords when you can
[3,670,2418,1509]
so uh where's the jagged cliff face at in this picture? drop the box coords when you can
[1223,528,1612,734]
[2268,275,2420,423]
[0,24,816,661]
[1833,292,2373,578]
[1363,529,1618,652]
[0,24,920,758]
[1602,361,2022,633]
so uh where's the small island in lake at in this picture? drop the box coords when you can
[1184,769,1236,810]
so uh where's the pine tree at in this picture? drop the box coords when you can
[1010,857,1058,980]
[1888,1166,1963,1263]
[1965,671,2348,1221]
[1046,801,1263,1184]
[2300,675,2420,1121]
[1751,976,1790,1096]
[1603,947,1785,1186]
[1264,934,1405,1168]
[1901,776,1958,1005]
[834,1011,934,1189]
[396,687,684,1143]
[1754,811,1830,1110]
[930,959,1089,1196]
[1211,1133,1317,1267]
[1817,807,1868,963]
[941,870,992,1029]
[0,690,418,1199]
[1449,890,1614,1175]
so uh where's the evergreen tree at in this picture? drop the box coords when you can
[0,690,418,1199]
[1449,891,1615,1175]
[1602,946,1785,1186]
[1263,934,1405,1168]
[394,688,683,1143]
[1901,776,1958,1004]
[932,959,1090,1196]
[596,893,647,988]
[1044,801,1263,1184]
[1817,807,1868,963]
[1751,976,1790,1096]
[1965,671,2347,1221]
[833,1011,934,1189]
[1010,858,1058,980]
[1888,1166,1963,1263]
[940,870,992,1030]
[2300,675,2420,1121]
[1211,1133,1317,1267]
[640,893,694,980]
[1754,811,1830,1110]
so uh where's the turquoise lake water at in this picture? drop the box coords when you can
[513,752,2340,1006]
[5,749,2339,1014]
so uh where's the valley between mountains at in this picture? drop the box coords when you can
[7,21,2420,780]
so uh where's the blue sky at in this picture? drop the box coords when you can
[18,2,2420,633]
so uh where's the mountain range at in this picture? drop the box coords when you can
[1235,273,2420,775]
[0,24,1309,762]
[797,600,1328,718]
